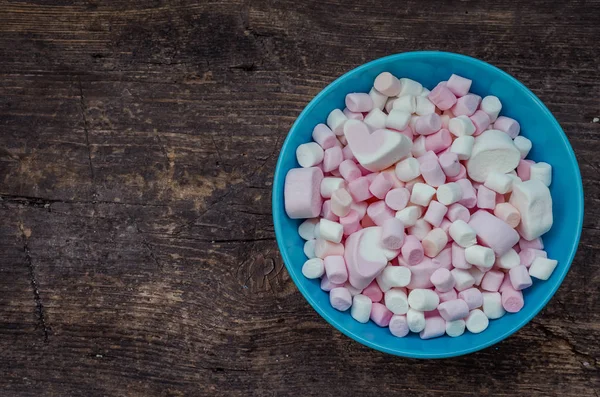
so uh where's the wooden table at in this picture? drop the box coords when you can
[0,1,598,395]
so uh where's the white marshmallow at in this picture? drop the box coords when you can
[384,97,397,113]
[410,183,436,206]
[320,177,345,198]
[437,182,463,205]
[302,258,324,279]
[415,96,435,116]
[399,78,423,97]
[298,218,319,240]
[509,180,553,240]
[469,267,486,286]
[327,109,348,136]
[407,308,426,333]
[319,218,343,244]
[422,228,448,257]
[411,135,427,157]
[446,319,466,337]
[385,288,410,314]
[484,171,513,194]
[513,136,532,159]
[386,109,411,131]
[449,115,476,137]
[395,206,422,227]
[496,248,520,270]
[351,294,373,323]
[363,108,387,131]
[529,257,558,280]
[465,245,495,268]
[450,135,475,160]
[451,268,476,291]
[529,162,552,187]
[395,157,421,182]
[303,239,316,258]
[466,309,489,333]
[448,220,477,248]
[376,266,412,292]
[506,173,523,186]
[480,96,502,122]
[466,130,521,182]
[408,289,440,311]
[393,95,416,113]
[296,142,324,168]
[482,292,505,319]
[420,87,430,97]
[369,87,388,111]
[408,218,432,241]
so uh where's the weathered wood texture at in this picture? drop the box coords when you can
[0,0,598,396]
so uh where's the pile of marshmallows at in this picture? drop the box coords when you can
[284,72,557,339]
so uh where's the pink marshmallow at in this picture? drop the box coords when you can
[401,235,425,266]
[451,94,481,117]
[342,145,355,161]
[428,82,457,110]
[425,128,453,153]
[312,124,338,150]
[320,200,339,221]
[366,172,378,184]
[447,203,470,223]
[320,274,343,292]
[329,287,352,311]
[324,255,349,284]
[389,314,410,337]
[348,176,373,202]
[436,288,458,302]
[340,210,361,235]
[509,265,533,290]
[417,150,438,164]
[438,152,461,177]
[480,270,504,292]
[476,185,496,210]
[452,242,470,269]
[493,116,520,138]
[517,159,534,181]
[433,246,453,269]
[381,218,406,250]
[362,280,383,303]
[502,286,525,313]
[415,113,442,135]
[345,93,374,113]
[343,107,364,121]
[366,201,395,226]
[374,72,401,97]
[519,248,547,267]
[458,288,483,310]
[468,210,520,256]
[420,159,446,187]
[470,110,491,136]
[284,167,324,219]
[370,302,393,327]
[419,316,446,339]
[446,164,467,182]
[322,146,343,172]
[519,237,544,251]
[424,200,448,227]
[339,159,361,182]
[385,187,410,210]
[405,257,438,289]
[438,299,469,321]
[446,74,472,97]
[369,172,393,199]
[430,268,455,292]
[456,179,477,208]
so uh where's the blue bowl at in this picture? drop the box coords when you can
[272,52,583,358]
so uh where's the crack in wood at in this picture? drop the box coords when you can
[78,77,97,199]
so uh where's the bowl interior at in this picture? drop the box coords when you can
[272,52,583,358]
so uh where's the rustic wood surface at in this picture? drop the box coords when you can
[0,0,598,396]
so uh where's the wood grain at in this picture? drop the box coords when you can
[0,0,598,395]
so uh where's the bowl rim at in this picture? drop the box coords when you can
[271,51,584,358]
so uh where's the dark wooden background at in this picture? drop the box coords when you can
[0,0,598,396]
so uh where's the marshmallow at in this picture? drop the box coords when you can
[351,294,373,323]
[407,308,426,333]
[385,288,410,314]
[502,287,524,313]
[381,218,406,250]
[298,218,319,240]
[509,180,553,240]
[347,176,372,202]
[339,160,361,182]
[430,268,455,292]
[517,159,534,181]
[529,162,552,187]
[458,288,483,310]
[345,93,374,113]
[302,258,325,279]
[296,142,324,168]
[340,210,361,235]
[449,115,476,137]
[415,113,442,135]
[420,158,446,187]
[509,265,533,290]
[370,302,393,327]
[447,74,472,97]
[410,183,436,206]
[493,116,520,139]
[377,266,412,292]
[363,108,387,131]
[482,291,505,320]
[513,136,532,159]
[396,205,422,227]
[440,114,451,129]
[438,299,470,322]
[452,242,470,269]
[313,222,321,239]
[401,235,424,265]
[362,280,383,302]
[470,110,491,136]
[330,188,353,217]
[285,167,324,219]
[420,316,446,340]
[428,83,457,110]
[350,201,368,220]
[395,157,421,182]
[408,289,440,311]
[345,227,398,289]
[374,72,401,96]
[369,87,388,111]
[398,78,423,96]
[476,185,496,210]
[447,203,470,223]
[320,177,345,199]
[529,257,558,280]
[466,309,489,333]
[411,135,427,157]
[369,172,393,199]
[456,179,477,209]
[450,135,475,160]
[342,145,356,161]
[466,130,521,182]
[496,248,520,270]
[469,267,486,286]
[425,128,453,153]
[446,319,466,337]
[330,287,352,311]
[343,108,364,121]
[321,200,339,222]
[415,96,436,116]
[312,124,337,149]
[519,248,548,267]
[452,94,481,117]
[393,95,416,113]
[481,270,505,292]
[408,218,433,241]
[315,238,344,258]
[386,109,411,131]
[422,228,448,257]
[324,255,348,284]
[367,201,395,226]
[319,218,344,243]
[327,109,348,136]
[484,171,513,194]
[320,274,343,292]
[451,268,476,291]
[385,187,410,210]
[465,245,495,269]
[303,239,316,258]
[384,97,397,113]
[468,210,520,256]
[389,314,410,337]
[424,201,448,227]
[480,96,502,122]
[420,87,430,97]
[446,164,467,182]
[322,146,343,172]
[448,220,477,248]
[437,182,463,206]
[494,202,521,228]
